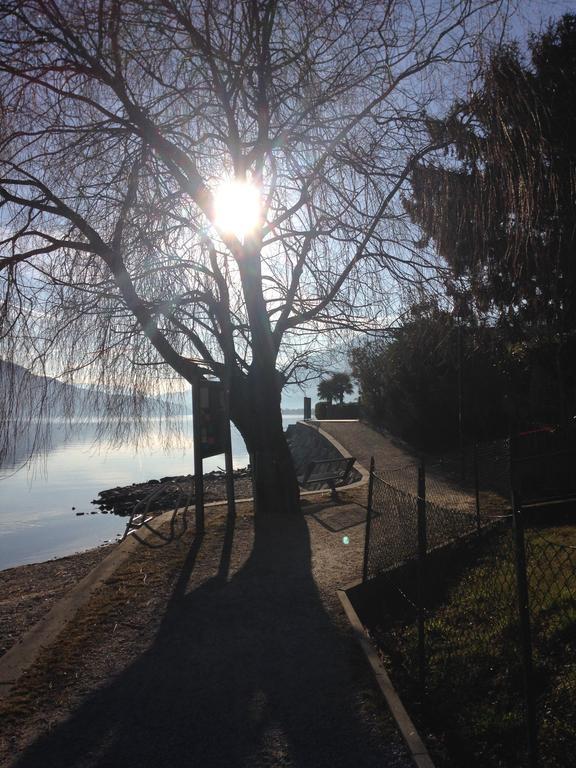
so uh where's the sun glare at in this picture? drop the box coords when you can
[213,180,261,240]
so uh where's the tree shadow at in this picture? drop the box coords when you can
[12,509,396,767]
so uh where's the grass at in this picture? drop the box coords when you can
[369,522,576,768]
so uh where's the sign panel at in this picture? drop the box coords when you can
[195,379,227,459]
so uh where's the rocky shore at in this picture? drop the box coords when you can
[90,467,253,516]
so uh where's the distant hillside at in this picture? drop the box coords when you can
[0,360,185,419]
[0,361,314,419]
[163,384,309,415]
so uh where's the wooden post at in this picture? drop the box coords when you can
[192,378,205,534]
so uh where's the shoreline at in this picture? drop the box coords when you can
[1,469,255,574]
[0,470,255,659]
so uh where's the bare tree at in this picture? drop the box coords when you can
[0,0,507,513]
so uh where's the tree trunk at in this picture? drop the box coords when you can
[229,367,300,515]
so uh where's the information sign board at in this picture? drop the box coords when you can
[195,379,226,459]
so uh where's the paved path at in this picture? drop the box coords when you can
[319,421,475,511]
[317,421,419,474]
[2,500,411,768]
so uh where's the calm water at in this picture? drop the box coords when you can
[0,415,301,571]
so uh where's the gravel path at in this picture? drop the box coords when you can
[0,496,412,768]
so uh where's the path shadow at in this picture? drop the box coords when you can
[12,508,396,767]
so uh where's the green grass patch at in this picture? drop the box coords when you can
[370,524,576,767]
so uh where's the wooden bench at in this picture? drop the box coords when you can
[299,457,356,494]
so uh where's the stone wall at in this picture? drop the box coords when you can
[285,421,361,488]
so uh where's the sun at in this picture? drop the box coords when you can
[213,179,261,240]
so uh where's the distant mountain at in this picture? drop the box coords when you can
[0,360,185,419]
[163,381,311,414]
[0,360,312,421]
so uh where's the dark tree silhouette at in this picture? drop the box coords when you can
[405,15,576,423]
[405,19,576,331]
[317,373,353,405]
[0,0,507,512]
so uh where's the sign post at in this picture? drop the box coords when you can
[192,377,235,532]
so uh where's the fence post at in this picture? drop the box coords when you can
[510,434,538,768]
[417,457,427,700]
[362,456,375,583]
[474,441,481,534]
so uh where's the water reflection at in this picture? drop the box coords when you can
[0,416,301,571]
[0,416,250,571]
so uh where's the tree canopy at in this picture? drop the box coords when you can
[405,14,576,335]
[403,15,576,426]
[317,372,353,405]
[0,0,508,509]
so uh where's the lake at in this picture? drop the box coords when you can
[0,414,302,571]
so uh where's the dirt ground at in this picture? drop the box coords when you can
[0,488,411,768]
[3,422,475,767]
[0,545,115,659]
[0,472,256,662]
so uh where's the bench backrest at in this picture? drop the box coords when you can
[302,456,355,485]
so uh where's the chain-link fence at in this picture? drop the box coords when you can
[364,460,479,581]
[362,455,576,768]
[526,526,576,767]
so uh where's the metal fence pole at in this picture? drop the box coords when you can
[362,456,375,583]
[474,441,481,534]
[417,458,427,700]
[510,433,538,768]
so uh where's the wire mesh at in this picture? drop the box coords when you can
[420,520,527,765]
[424,498,478,551]
[364,460,576,766]
[425,468,476,512]
[365,473,418,579]
[477,438,510,496]
[365,465,479,580]
[375,462,419,497]
[525,526,576,766]
[474,438,511,520]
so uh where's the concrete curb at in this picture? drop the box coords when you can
[337,584,436,768]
